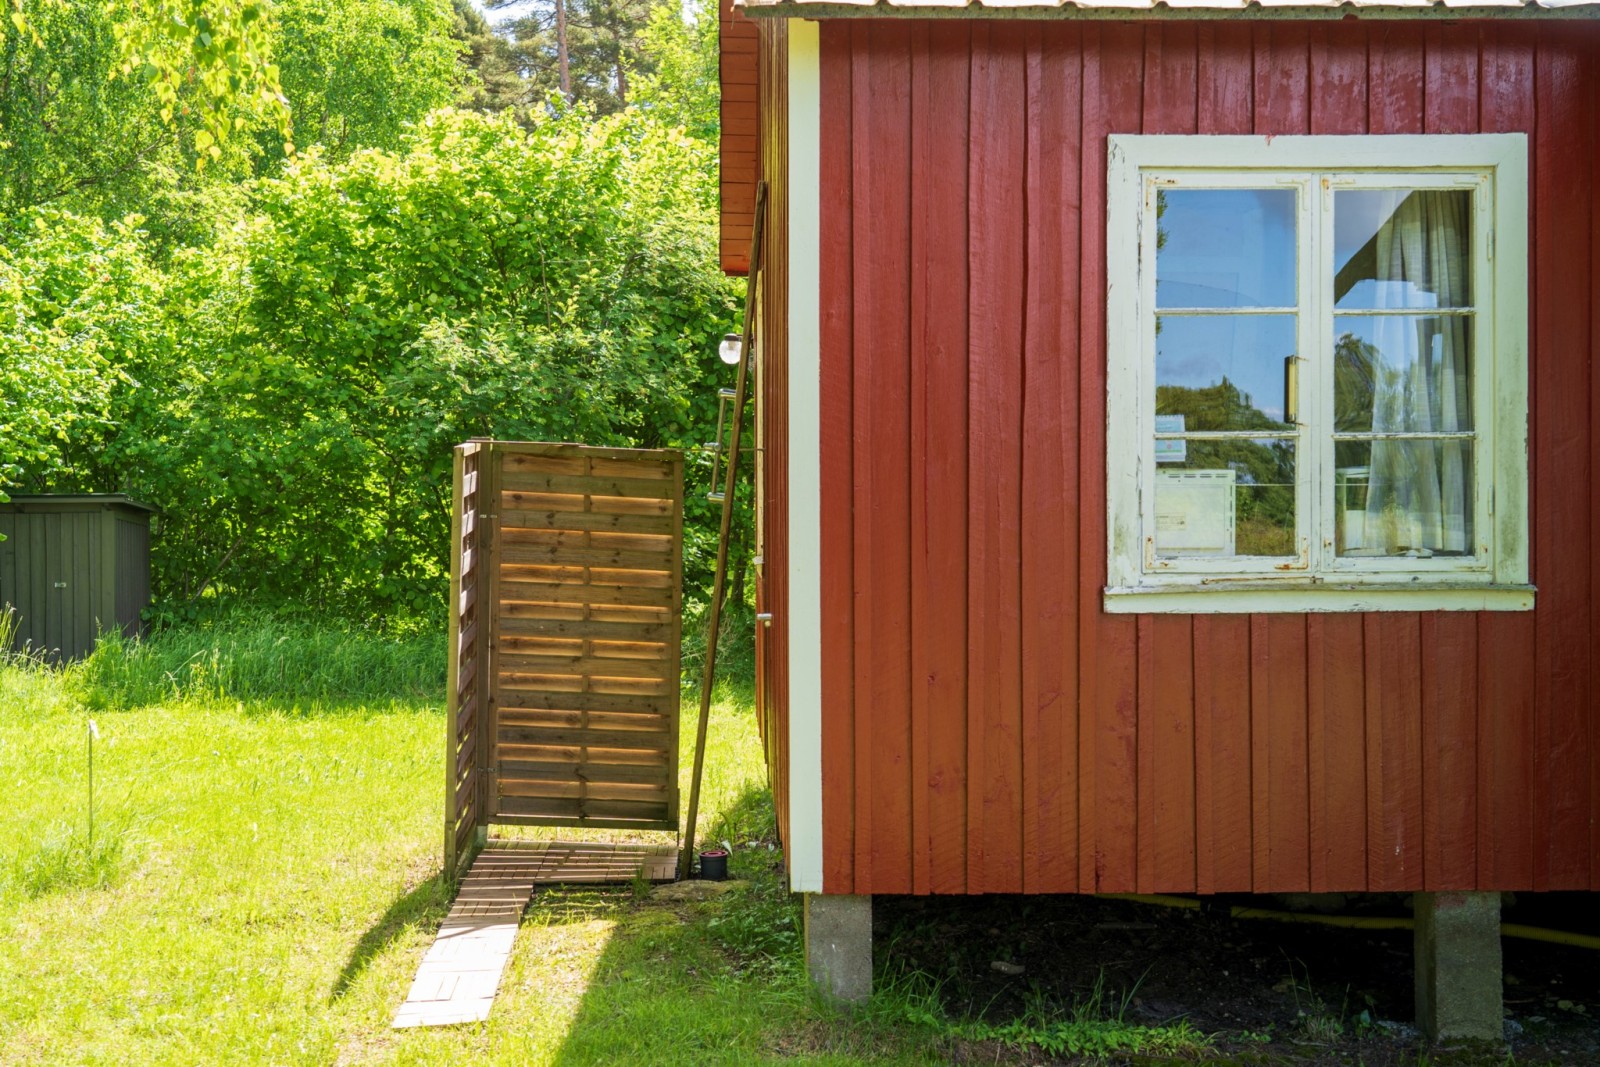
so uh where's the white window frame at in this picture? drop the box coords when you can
[1105,134,1533,614]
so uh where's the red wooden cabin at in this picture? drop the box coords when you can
[720,0,1599,1034]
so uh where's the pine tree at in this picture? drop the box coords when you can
[452,0,534,118]
[487,0,655,115]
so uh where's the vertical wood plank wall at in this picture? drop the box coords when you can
[757,18,793,854]
[720,0,761,275]
[812,20,1600,895]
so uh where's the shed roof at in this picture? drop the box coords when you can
[736,0,1599,16]
[1,494,155,514]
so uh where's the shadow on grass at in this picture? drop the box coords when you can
[539,781,841,1067]
[330,873,453,1001]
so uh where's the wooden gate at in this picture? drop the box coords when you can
[446,441,685,875]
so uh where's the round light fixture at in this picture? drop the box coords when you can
[718,333,743,365]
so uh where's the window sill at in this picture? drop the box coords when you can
[1102,581,1536,614]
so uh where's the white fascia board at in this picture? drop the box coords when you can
[786,17,825,895]
[1108,133,1529,174]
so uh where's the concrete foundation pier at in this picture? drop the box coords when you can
[1414,891,1503,1043]
[804,893,872,1005]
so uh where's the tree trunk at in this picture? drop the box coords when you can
[613,31,627,107]
[555,0,571,99]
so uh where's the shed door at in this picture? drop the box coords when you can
[479,443,684,831]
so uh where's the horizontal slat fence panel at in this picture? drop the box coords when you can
[487,443,683,833]
[498,796,673,823]
[445,441,685,866]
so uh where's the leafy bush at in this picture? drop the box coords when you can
[3,105,742,627]
[0,210,176,491]
[220,106,736,618]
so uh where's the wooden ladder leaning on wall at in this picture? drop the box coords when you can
[679,180,769,881]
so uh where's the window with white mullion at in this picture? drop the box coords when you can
[1105,134,1529,612]
[1312,173,1338,572]
[1325,176,1483,566]
[1144,178,1307,569]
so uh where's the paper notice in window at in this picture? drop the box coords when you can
[1154,415,1186,464]
[1154,469,1236,556]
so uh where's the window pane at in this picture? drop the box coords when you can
[1334,439,1474,557]
[1156,189,1297,308]
[1154,438,1296,558]
[1157,314,1297,431]
[1333,315,1473,434]
[1334,190,1473,309]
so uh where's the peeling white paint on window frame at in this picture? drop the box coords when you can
[1103,134,1533,615]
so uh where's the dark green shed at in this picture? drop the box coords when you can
[0,495,153,661]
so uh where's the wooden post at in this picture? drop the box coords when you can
[680,181,768,880]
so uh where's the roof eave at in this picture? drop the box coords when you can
[734,0,1600,18]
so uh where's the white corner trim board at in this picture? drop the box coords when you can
[786,18,825,895]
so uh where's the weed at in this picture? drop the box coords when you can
[71,613,444,708]
[866,966,957,1033]
[2,821,137,899]
[871,963,1210,1062]
[705,864,803,978]
[1274,956,1352,1042]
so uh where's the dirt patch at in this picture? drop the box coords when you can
[876,892,1600,1066]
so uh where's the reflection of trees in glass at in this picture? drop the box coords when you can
[1334,331,1381,430]
[1157,374,1280,433]
[1157,377,1295,556]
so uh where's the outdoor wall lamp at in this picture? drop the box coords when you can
[718,333,743,365]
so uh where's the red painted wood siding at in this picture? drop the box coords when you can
[756,18,792,852]
[812,20,1600,895]
[720,0,760,275]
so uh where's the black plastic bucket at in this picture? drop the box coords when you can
[698,849,729,881]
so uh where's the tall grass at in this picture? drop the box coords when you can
[868,966,1209,1063]
[72,613,446,709]
[3,820,137,900]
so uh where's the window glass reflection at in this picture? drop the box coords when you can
[1334,316,1473,435]
[1156,314,1297,431]
[1154,439,1297,558]
[1334,190,1473,309]
[1334,439,1474,558]
[1156,189,1297,309]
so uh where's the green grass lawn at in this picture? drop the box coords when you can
[14,621,1541,1067]
[0,623,938,1066]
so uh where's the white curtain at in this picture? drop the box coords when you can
[1363,191,1472,556]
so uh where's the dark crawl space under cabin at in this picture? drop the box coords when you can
[717,0,1600,1040]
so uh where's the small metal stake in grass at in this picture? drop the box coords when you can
[87,718,99,848]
